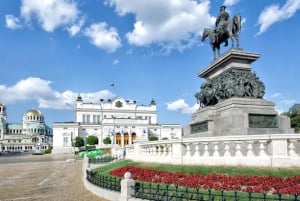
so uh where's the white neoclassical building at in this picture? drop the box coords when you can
[0,103,53,152]
[52,95,182,154]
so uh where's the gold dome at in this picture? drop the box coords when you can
[24,109,43,117]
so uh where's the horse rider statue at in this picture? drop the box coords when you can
[201,5,241,59]
[214,5,229,46]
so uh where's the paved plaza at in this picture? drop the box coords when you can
[0,153,108,201]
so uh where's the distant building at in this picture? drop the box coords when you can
[0,103,53,152]
[52,95,182,154]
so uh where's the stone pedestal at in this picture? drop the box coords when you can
[187,48,293,137]
[188,97,293,137]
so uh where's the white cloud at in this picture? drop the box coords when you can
[84,22,122,52]
[257,0,300,35]
[113,60,119,65]
[5,15,22,29]
[266,92,296,114]
[270,92,282,98]
[0,77,115,109]
[105,0,214,53]
[67,17,85,36]
[20,0,79,32]
[223,0,240,7]
[167,99,198,114]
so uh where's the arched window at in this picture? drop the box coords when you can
[32,137,39,143]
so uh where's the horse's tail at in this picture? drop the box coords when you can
[233,14,241,33]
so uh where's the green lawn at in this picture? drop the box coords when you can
[94,159,300,177]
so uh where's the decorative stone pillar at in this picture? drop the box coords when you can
[246,141,255,157]
[120,172,136,200]
[212,142,220,157]
[259,140,268,157]
[194,143,201,157]
[203,142,209,157]
[234,141,243,157]
[185,143,191,157]
[223,142,231,157]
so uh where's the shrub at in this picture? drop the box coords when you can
[148,136,159,141]
[86,135,99,145]
[74,136,84,147]
[44,147,52,154]
[103,137,111,145]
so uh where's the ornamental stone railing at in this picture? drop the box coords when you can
[125,134,300,167]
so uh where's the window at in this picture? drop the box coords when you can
[63,137,68,147]
[87,115,90,123]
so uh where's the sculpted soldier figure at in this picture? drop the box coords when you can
[214,5,229,46]
[216,6,230,34]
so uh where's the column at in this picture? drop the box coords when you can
[129,133,132,145]
[121,133,124,147]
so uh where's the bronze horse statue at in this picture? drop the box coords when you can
[201,14,241,59]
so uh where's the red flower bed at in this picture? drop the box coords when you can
[109,165,300,195]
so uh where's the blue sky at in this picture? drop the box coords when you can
[0,0,300,126]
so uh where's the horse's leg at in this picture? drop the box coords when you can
[213,49,216,59]
[211,44,216,59]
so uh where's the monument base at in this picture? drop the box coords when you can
[185,97,293,138]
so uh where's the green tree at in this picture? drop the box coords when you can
[148,136,159,141]
[103,137,112,145]
[283,106,300,133]
[86,135,99,145]
[74,136,84,147]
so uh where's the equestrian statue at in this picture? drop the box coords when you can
[201,6,241,59]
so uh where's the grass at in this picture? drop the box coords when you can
[94,160,300,177]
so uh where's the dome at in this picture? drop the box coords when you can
[0,103,5,107]
[24,109,43,117]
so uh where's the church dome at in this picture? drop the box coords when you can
[23,109,44,122]
[25,109,43,117]
[24,109,43,117]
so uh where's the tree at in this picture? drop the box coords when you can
[148,136,159,141]
[86,135,99,145]
[283,105,300,133]
[74,136,84,147]
[103,137,111,145]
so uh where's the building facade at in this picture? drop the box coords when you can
[52,95,182,154]
[0,103,53,152]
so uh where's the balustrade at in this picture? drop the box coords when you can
[127,135,300,167]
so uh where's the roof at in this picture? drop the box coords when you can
[24,109,43,117]
[7,123,22,129]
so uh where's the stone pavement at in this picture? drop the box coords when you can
[0,153,108,201]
